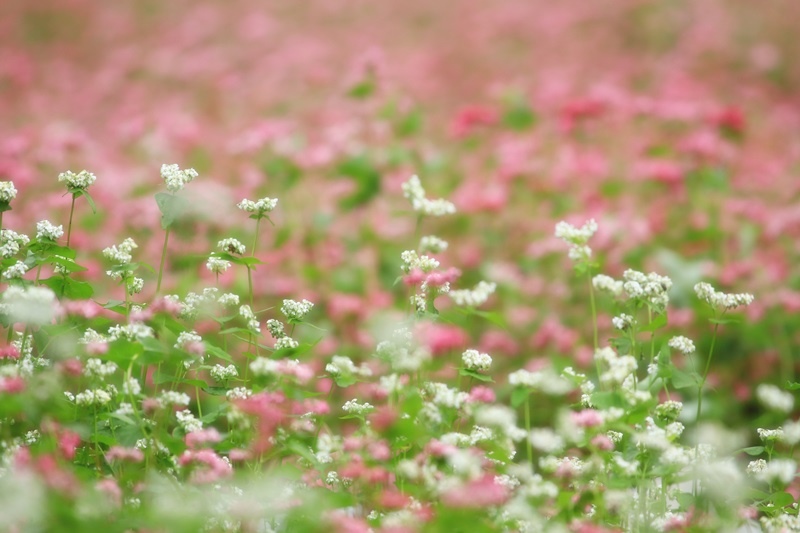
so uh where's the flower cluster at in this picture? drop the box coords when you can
[58,170,97,191]
[160,164,198,193]
[449,280,496,307]
[554,219,597,262]
[237,197,278,216]
[462,349,492,371]
[218,238,245,255]
[35,220,64,241]
[281,299,314,322]
[401,175,456,216]
[0,181,18,203]
[694,282,755,311]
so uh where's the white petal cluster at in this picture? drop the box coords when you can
[753,459,797,486]
[58,169,96,190]
[449,281,496,307]
[611,314,635,331]
[275,337,299,350]
[103,238,138,264]
[342,399,374,414]
[401,175,456,216]
[36,220,64,241]
[206,255,231,274]
[325,355,372,377]
[424,382,469,409]
[375,328,431,372]
[83,358,118,379]
[694,281,754,311]
[1,286,57,325]
[218,238,245,255]
[266,319,285,339]
[592,274,623,296]
[280,299,314,322]
[595,347,637,387]
[0,181,17,202]
[622,269,672,310]
[756,384,794,413]
[107,323,154,341]
[508,368,572,395]
[73,388,113,406]
[237,197,278,215]
[0,229,29,258]
[419,235,448,253]
[160,164,198,193]
[176,409,203,433]
[400,250,440,273]
[2,261,28,280]
[158,391,191,408]
[461,349,492,371]
[668,335,695,355]
[239,305,260,334]
[210,364,238,381]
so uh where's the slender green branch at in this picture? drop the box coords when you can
[66,195,77,248]
[156,228,170,293]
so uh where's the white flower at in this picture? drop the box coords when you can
[694,281,754,310]
[756,384,794,413]
[58,170,96,190]
[622,269,672,310]
[217,293,239,307]
[126,277,144,295]
[206,256,231,274]
[401,175,456,216]
[449,281,496,307]
[36,220,64,241]
[218,238,245,255]
[754,459,797,486]
[176,409,202,433]
[461,349,492,371]
[668,335,695,355]
[419,235,448,253]
[342,399,374,415]
[280,299,314,322]
[84,358,118,379]
[400,250,440,273]
[103,238,138,264]
[0,181,17,203]
[611,314,635,331]
[326,355,372,377]
[239,305,260,334]
[2,261,27,280]
[275,336,299,350]
[266,319,285,339]
[555,219,598,245]
[210,364,238,381]
[107,323,154,341]
[592,274,623,296]
[160,164,198,193]
[508,368,572,395]
[1,286,57,325]
[158,391,191,408]
[237,197,278,215]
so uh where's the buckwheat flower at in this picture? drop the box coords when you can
[280,299,314,322]
[462,349,492,371]
[2,261,27,279]
[401,175,456,216]
[35,220,63,242]
[425,382,470,410]
[622,269,672,310]
[400,250,439,273]
[74,388,113,406]
[655,400,683,421]
[611,314,635,331]
[781,421,800,446]
[266,319,285,338]
[746,459,767,476]
[217,293,239,308]
[529,428,565,454]
[84,358,118,379]
[555,219,597,246]
[107,323,154,341]
[757,427,784,442]
[218,238,245,255]
[160,164,198,193]
[103,238,138,264]
[0,181,17,203]
[239,305,260,333]
[326,355,372,377]
[668,335,695,355]
[342,399,374,415]
[158,390,191,408]
[176,409,203,433]
[420,235,448,253]
[210,364,238,382]
[275,336,299,350]
[1,285,57,325]
[226,387,251,400]
[694,281,754,311]
[755,459,797,486]
[592,274,623,296]
[206,255,231,274]
[122,377,141,396]
[595,347,637,386]
[237,197,278,216]
[756,384,794,413]
[449,281,497,307]
[126,277,144,295]
[58,170,96,191]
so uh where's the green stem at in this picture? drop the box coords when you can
[588,276,598,350]
[156,227,171,293]
[696,321,720,424]
[66,195,76,248]
[524,397,532,467]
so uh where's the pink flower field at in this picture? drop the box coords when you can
[1,1,800,531]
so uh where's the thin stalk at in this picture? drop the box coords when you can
[524,398,532,467]
[588,276,599,350]
[695,322,720,424]
[156,228,170,293]
[66,195,76,248]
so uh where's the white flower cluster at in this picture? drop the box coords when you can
[217,292,239,307]
[375,328,431,372]
[592,274,623,296]
[218,238,245,255]
[611,314,635,331]
[508,368,573,395]
[237,197,278,215]
[326,355,373,377]
[461,349,492,371]
[36,220,64,241]
[275,337,299,350]
[83,358,118,379]
[342,399,374,414]
[1,286,57,325]
[58,169,96,190]
[281,299,314,322]
[0,229,29,258]
[239,305,260,334]
[2,261,27,280]
[250,357,277,377]
[694,282,754,311]
[655,400,683,421]
[160,164,198,193]
[107,323,154,341]
[424,382,469,409]
[266,319,285,339]
[122,377,141,396]
[70,388,114,406]
[751,459,797,486]
[419,235,448,253]
[103,237,138,264]
[210,364,238,382]
[529,428,565,453]
[555,219,597,262]
[226,387,251,400]
[449,280,496,307]
[595,347,637,387]
[400,250,439,273]
[756,384,794,413]
[158,390,191,408]
[175,330,203,350]
[668,335,695,355]
[176,409,203,433]
[401,175,456,216]
[621,269,672,311]
[206,255,231,274]
[0,181,17,203]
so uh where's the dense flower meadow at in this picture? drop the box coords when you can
[2,1,800,531]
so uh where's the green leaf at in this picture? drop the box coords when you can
[502,104,536,130]
[155,192,186,229]
[139,336,166,354]
[202,386,230,397]
[206,344,234,363]
[709,317,740,325]
[671,369,700,389]
[347,80,374,99]
[337,156,382,209]
[74,189,98,214]
[641,312,668,332]
[591,391,627,409]
[45,255,87,273]
[770,491,795,508]
[739,446,765,456]
[787,382,800,391]
[459,368,494,383]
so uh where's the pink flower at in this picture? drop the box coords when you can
[571,409,604,428]
[468,386,496,404]
[106,446,144,463]
[0,345,20,359]
[441,475,509,508]
[185,428,222,449]
[0,376,25,394]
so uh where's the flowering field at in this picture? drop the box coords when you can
[2,1,800,531]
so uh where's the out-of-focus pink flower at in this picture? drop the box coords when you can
[441,475,509,508]
[450,105,498,138]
